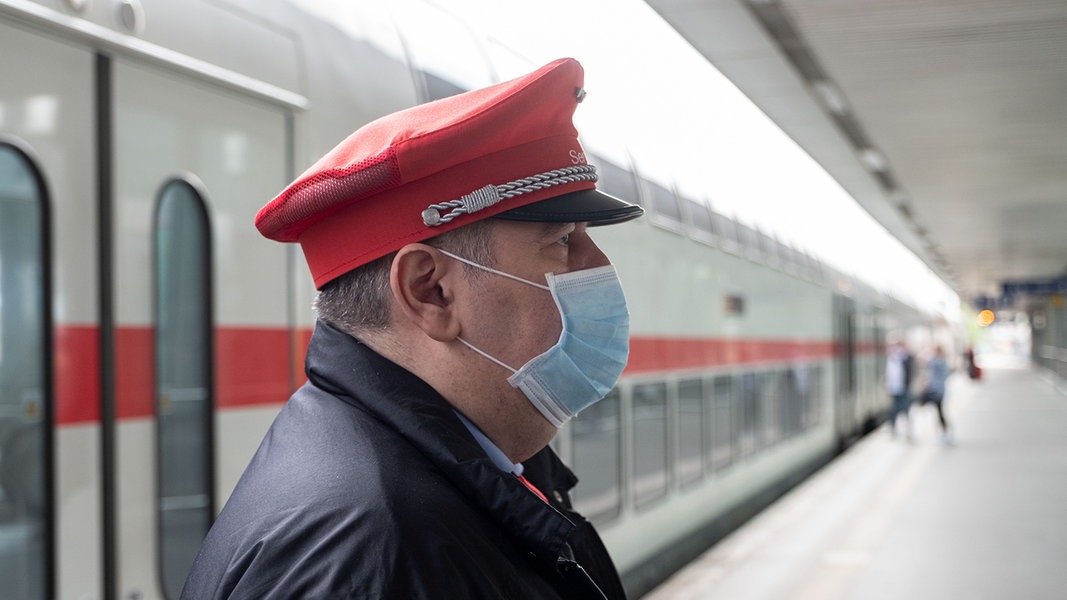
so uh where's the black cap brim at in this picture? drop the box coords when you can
[495,188,644,226]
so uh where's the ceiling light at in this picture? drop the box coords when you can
[858,147,887,172]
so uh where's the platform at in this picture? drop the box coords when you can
[642,356,1067,600]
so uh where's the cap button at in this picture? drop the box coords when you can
[421,207,442,226]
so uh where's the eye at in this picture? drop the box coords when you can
[556,233,571,246]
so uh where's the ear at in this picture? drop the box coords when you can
[390,244,462,342]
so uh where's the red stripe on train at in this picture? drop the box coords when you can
[56,325,299,426]
[55,326,843,425]
[624,337,837,374]
[55,325,100,425]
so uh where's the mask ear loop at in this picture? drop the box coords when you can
[457,337,519,374]
[438,248,552,374]
[436,249,551,291]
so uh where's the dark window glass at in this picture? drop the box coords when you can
[155,179,214,599]
[739,373,760,457]
[0,142,49,600]
[632,382,668,507]
[709,375,735,470]
[804,365,822,428]
[677,378,704,485]
[760,371,781,447]
[571,389,622,523]
[780,369,802,438]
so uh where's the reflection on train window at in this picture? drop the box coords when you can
[571,388,621,524]
[154,178,214,599]
[632,382,668,508]
[676,378,704,485]
[0,142,49,599]
[709,375,735,471]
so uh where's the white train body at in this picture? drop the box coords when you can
[0,1,955,598]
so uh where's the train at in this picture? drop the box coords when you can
[0,0,960,598]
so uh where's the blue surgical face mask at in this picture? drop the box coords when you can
[438,250,630,427]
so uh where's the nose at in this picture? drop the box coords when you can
[572,227,611,270]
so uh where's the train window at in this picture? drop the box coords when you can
[805,366,823,428]
[571,388,622,524]
[735,221,763,262]
[0,142,50,599]
[798,249,815,279]
[395,3,494,101]
[709,375,735,471]
[758,230,781,268]
[760,371,781,447]
[590,154,641,208]
[632,382,668,508]
[791,364,813,432]
[154,178,214,599]
[779,369,802,438]
[710,209,740,255]
[643,179,683,229]
[738,373,759,457]
[676,378,704,485]
[779,243,800,276]
[682,196,715,245]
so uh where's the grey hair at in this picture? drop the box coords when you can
[314,219,495,336]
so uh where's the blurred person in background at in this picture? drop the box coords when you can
[920,344,952,444]
[885,338,914,439]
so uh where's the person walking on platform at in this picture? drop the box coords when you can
[920,344,953,444]
[181,58,641,599]
[885,339,914,439]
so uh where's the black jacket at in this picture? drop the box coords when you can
[181,321,626,599]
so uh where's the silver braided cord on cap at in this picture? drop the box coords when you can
[421,164,598,226]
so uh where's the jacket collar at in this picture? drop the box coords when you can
[304,320,576,562]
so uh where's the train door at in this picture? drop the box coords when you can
[1,20,98,600]
[832,294,857,449]
[109,56,292,599]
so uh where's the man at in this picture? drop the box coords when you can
[885,339,913,438]
[181,58,642,599]
[921,344,952,444]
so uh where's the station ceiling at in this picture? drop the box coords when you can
[645,0,1067,308]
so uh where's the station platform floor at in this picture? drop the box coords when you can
[642,355,1067,600]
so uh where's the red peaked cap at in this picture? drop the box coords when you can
[254,57,642,289]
